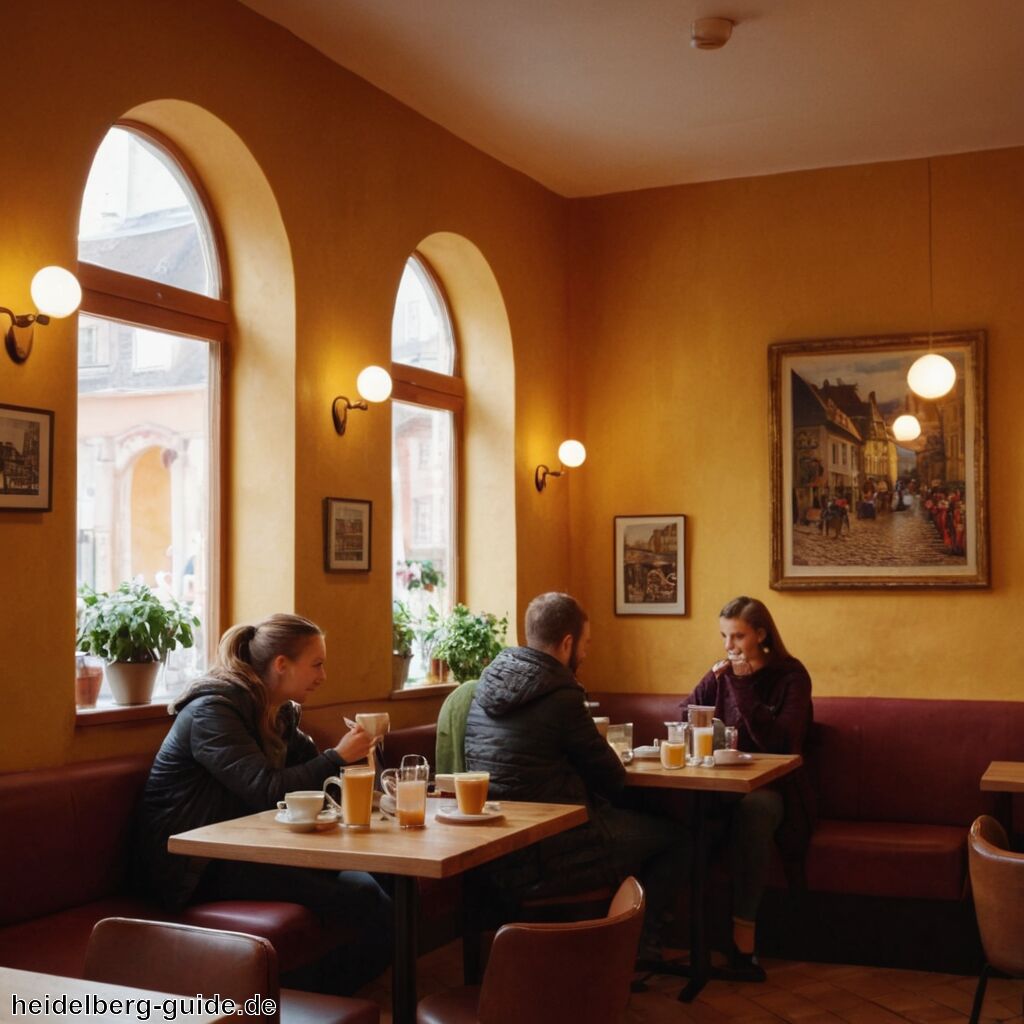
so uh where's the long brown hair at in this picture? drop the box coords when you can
[210,613,323,766]
[719,596,791,662]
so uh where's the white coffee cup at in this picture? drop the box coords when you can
[355,712,391,738]
[592,716,610,738]
[277,790,325,821]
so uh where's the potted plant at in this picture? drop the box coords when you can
[392,599,415,689]
[433,604,509,684]
[415,605,448,682]
[76,581,200,706]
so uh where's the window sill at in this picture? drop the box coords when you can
[76,702,172,727]
[390,682,458,701]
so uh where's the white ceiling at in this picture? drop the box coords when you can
[239,0,1024,198]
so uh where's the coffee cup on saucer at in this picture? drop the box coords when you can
[277,790,325,822]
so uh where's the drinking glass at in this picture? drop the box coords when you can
[687,704,715,767]
[724,726,739,751]
[607,723,634,764]
[660,722,687,769]
[380,754,429,829]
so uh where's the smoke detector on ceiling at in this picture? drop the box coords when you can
[691,17,734,50]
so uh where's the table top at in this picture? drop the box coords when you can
[981,761,1024,793]
[625,753,803,793]
[0,967,229,1024]
[169,798,587,879]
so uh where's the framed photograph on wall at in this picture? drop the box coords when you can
[0,403,54,512]
[768,330,988,589]
[323,497,372,572]
[614,514,686,615]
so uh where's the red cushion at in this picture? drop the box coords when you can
[805,819,967,901]
[0,898,169,977]
[182,902,342,974]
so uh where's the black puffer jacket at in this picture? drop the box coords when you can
[464,647,625,895]
[137,679,343,909]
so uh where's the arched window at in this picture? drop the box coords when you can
[391,254,464,685]
[76,123,227,705]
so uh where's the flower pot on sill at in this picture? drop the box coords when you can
[105,661,160,706]
[392,653,413,690]
[75,655,104,709]
[429,658,449,684]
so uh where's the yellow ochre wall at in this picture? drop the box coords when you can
[566,149,1024,700]
[1,0,573,772]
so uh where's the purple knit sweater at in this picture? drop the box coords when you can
[681,656,813,755]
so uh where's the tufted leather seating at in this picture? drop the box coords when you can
[0,756,351,979]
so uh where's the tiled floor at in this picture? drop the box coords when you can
[362,943,1024,1023]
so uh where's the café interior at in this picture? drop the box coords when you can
[3,1,1024,1022]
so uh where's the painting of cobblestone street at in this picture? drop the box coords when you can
[769,332,988,589]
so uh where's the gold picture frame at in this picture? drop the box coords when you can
[768,331,988,590]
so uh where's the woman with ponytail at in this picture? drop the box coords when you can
[680,596,814,984]
[138,613,392,995]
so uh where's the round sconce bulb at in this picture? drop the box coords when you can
[558,439,586,468]
[356,365,392,403]
[907,353,956,400]
[31,266,82,319]
[892,414,922,442]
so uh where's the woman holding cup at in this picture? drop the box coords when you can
[680,595,814,982]
[138,613,392,995]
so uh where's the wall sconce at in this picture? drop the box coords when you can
[2,266,82,364]
[332,365,392,436]
[535,439,586,492]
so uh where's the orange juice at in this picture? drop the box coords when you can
[660,741,686,769]
[396,779,427,829]
[341,766,374,827]
[693,727,714,760]
[455,772,489,815]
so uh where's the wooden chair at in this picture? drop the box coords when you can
[420,876,644,1024]
[84,917,379,1024]
[967,816,1024,1024]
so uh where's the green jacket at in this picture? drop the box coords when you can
[435,680,479,773]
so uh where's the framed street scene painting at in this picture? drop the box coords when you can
[614,514,686,615]
[0,403,54,512]
[769,331,988,590]
[323,497,372,572]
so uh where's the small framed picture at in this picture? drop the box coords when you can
[614,514,686,616]
[323,497,372,572]
[0,403,54,512]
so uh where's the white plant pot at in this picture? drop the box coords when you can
[106,661,160,706]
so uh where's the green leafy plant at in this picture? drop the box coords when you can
[396,559,446,592]
[416,604,445,664]
[433,604,508,684]
[76,581,200,663]
[392,599,415,657]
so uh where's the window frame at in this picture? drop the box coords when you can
[391,253,465,687]
[75,121,229,721]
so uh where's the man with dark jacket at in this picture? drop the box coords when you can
[464,592,688,958]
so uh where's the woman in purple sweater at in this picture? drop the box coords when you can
[682,595,813,981]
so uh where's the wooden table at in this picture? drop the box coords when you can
[0,966,230,1023]
[625,753,803,1002]
[169,797,586,1024]
[981,761,1024,843]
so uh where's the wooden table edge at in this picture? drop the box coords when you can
[980,760,1024,792]
[624,753,803,793]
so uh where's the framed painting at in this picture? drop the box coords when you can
[614,514,686,615]
[768,330,988,589]
[323,497,372,572]
[0,403,54,512]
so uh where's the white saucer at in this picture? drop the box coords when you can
[434,804,504,824]
[632,745,660,760]
[274,809,339,833]
[713,750,753,766]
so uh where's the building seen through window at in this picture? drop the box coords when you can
[76,125,222,704]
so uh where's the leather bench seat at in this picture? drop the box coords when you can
[805,819,967,901]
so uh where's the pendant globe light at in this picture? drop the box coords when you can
[907,160,955,400]
[892,414,922,442]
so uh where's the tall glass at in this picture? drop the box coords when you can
[381,754,429,829]
[687,705,716,767]
[607,723,634,764]
[661,722,687,769]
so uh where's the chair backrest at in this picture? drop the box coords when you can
[968,815,1024,976]
[84,918,281,1022]
[476,877,644,1024]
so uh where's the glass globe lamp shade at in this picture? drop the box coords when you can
[356,365,392,403]
[30,266,82,319]
[557,439,586,468]
[907,353,956,400]
[892,414,922,442]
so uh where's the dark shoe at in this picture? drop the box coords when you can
[724,946,766,983]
